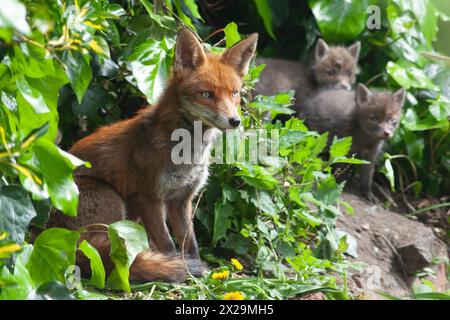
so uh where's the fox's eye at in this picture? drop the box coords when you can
[200,91,213,98]
[232,90,239,98]
[327,69,336,76]
[370,115,378,121]
[346,70,352,76]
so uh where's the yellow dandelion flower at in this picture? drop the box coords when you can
[231,258,243,270]
[224,291,244,300]
[211,270,229,280]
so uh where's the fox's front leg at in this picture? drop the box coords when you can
[359,162,376,202]
[127,196,176,253]
[165,197,199,259]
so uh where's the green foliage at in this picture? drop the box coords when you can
[77,240,105,289]
[107,220,149,292]
[233,0,449,196]
[0,185,36,243]
[0,0,447,301]
[308,0,371,42]
[28,228,80,286]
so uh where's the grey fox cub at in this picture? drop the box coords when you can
[254,39,361,116]
[299,84,406,201]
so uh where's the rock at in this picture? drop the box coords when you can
[397,235,436,275]
[337,192,448,299]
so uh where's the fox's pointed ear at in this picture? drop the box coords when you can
[356,83,372,105]
[315,39,330,61]
[393,88,406,107]
[348,41,361,60]
[222,33,258,77]
[174,28,206,71]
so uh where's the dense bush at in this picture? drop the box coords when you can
[0,0,448,300]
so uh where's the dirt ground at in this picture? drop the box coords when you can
[336,192,449,299]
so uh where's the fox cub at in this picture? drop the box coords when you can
[254,39,360,115]
[48,29,258,282]
[299,84,406,201]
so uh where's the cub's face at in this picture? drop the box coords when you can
[356,84,406,140]
[312,39,360,91]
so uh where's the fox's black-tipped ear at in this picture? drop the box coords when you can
[174,28,206,71]
[315,38,330,61]
[393,88,406,107]
[222,33,258,77]
[348,41,361,60]
[356,83,372,105]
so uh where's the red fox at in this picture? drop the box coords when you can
[299,84,406,201]
[255,39,360,118]
[47,28,258,282]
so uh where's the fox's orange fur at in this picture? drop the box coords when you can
[48,29,258,282]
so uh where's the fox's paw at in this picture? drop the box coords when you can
[185,259,209,278]
[362,191,378,203]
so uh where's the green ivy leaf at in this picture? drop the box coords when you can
[127,39,170,104]
[224,22,241,48]
[393,0,438,47]
[16,75,50,114]
[78,240,105,289]
[0,185,36,243]
[62,51,92,103]
[254,0,277,39]
[27,228,80,286]
[107,220,149,292]
[173,0,195,30]
[183,0,204,22]
[308,0,369,42]
[0,245,35,300]
[33,140,85,216]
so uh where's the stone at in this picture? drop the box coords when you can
[397,238,434,275]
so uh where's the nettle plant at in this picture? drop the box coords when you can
[195,54,364,280]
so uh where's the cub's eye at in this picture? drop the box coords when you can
[200,91,213,98]
[232,90,240,98]
[369,115,378,121]
[327,69,336,76]
[346,70,352,76]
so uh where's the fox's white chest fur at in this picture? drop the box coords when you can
[160,128,219,200]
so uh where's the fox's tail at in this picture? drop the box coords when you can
[76,232,203,283]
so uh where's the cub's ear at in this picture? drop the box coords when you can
[315,38,330,61]
[356,83,372,105]
[348,41,361,60]
[392,88,406,107]
[221,33,258,77]
[173,28,206,72]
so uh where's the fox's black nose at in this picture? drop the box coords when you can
[340,83,351,90]
[229,117,241,128]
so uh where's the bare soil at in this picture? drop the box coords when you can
[337,192,449,299]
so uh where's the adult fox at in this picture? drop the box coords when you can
[49,28,258,282]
